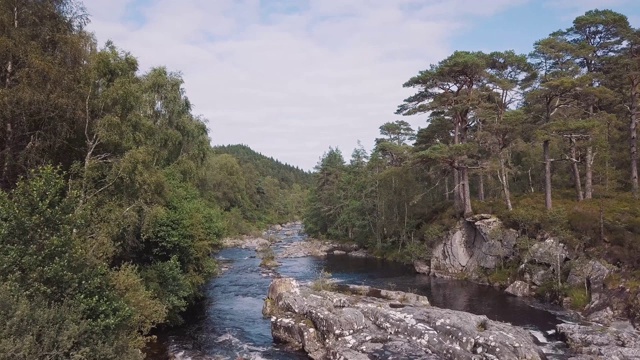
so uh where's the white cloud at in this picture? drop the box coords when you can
[83,0,523,170]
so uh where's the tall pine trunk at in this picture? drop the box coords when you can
[498,155,513,211]
[445,175,450,201]
[570,137,584,201]
[478,173,485,201]
[544,140,553,210]
[585,147,594,199]
[453,120,463,215]
[462,167,473,217]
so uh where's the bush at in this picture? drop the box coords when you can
[486,266,517,286]
[258,246,279,268]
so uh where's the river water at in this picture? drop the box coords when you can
[163,225,569,359]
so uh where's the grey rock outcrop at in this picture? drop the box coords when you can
[518,238,571,292]
[525,238,570,266]
[566,259,611,293]
[430,215,518,279]
[263,277,545,360]
[557,323,640,359]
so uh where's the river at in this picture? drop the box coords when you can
[161,225,569,359]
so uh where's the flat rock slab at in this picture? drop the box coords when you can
[263,278,545,360]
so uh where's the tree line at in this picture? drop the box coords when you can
[304,9,640,266]
[0,1,308,358]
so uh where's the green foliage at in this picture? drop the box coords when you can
[142,257,193,325]
[486,265,518,286]
[0,167,143,357]
[0,282,141,360]
[535,280,563,303]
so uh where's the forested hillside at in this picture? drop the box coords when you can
[0,1,306,358]
[213,144,311,187]
[304,9,640,270]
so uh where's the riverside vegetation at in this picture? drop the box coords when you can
[0,1,309,359]
[304,9,640,324]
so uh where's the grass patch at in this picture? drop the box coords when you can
[565,285,589,310]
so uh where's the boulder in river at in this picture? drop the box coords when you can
[505,280,532,297]
[263,277,545,360]
[413,260,430,274]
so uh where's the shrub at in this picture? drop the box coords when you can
[311,269,335,291]
[258,246,279,268]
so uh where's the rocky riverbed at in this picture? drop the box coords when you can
[279,239,367,258]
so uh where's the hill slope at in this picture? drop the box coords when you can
[213,144,312,187]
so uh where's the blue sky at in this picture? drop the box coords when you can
[83,0,640,170]
[453,1,640,54]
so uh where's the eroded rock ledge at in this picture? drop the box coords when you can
[262,278,545,360]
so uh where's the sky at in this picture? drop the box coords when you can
[83,0,640,170]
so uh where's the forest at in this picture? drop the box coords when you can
[304,9,640,271]
[0,1,308,358]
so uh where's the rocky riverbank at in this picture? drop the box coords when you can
[263,277,546,359]
[221,222,304,249]
[221,235,271,249]
[424,215,627,318]
[419,213,640,359]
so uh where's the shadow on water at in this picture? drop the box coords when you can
[164,230,567,359]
